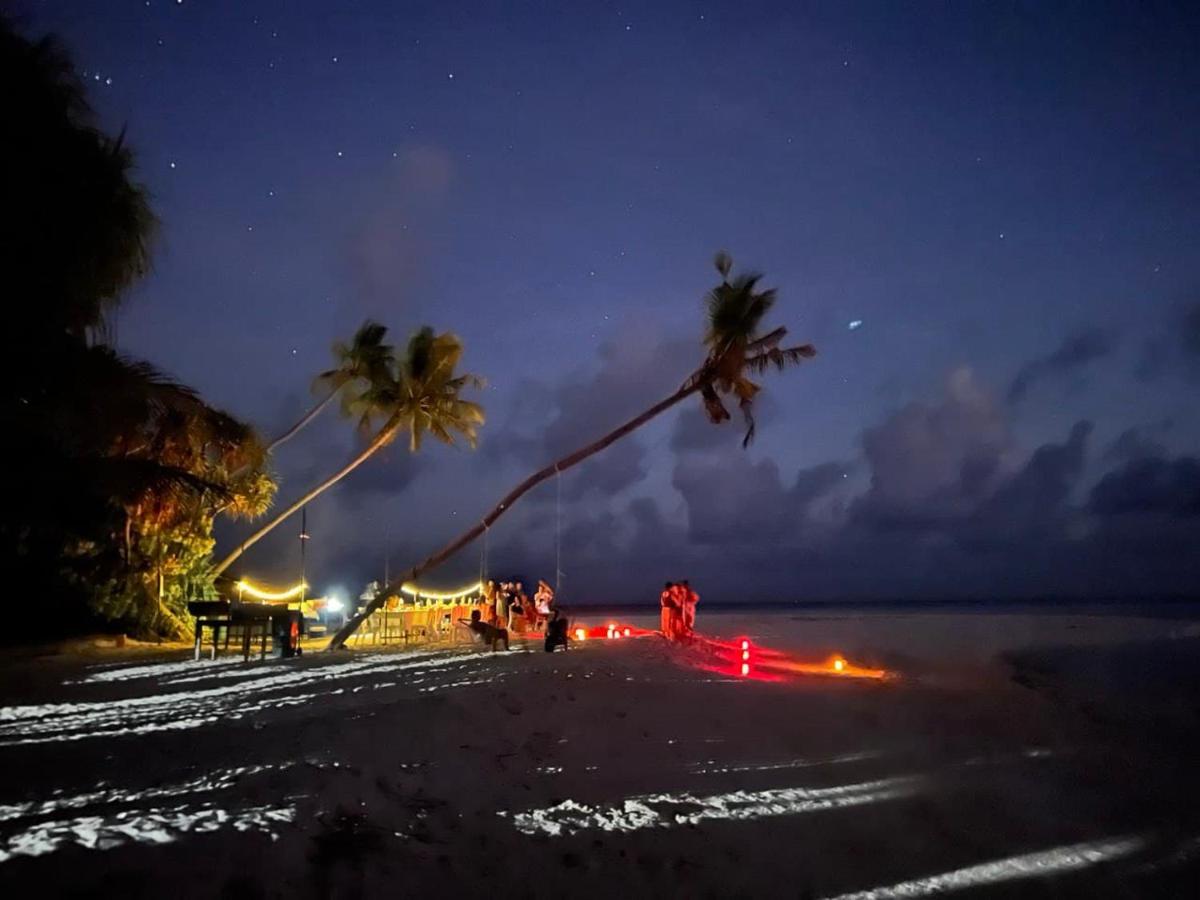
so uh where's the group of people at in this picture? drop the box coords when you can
[460,577,569,653]
[659,580,699,641]
[481,578,556,633]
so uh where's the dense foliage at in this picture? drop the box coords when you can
[0,20,275,639]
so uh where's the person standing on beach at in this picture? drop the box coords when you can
[660,582,677,638]
[482,580,498,623]
[680,580,698,638]
[495,582,511,629]
[534,580,555,630]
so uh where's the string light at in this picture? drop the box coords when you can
[235,579,307,601]
[398,580,482,602]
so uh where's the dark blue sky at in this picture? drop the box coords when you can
[20,1,1200,602]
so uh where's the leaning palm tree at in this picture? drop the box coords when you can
[211,327,484,577]
[265,320,395,453]
[329,252,813,649]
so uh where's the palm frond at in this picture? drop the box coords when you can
[740,398,757,448]
[700,383,731,424]
[744,343,817,374]
[746,326,787,354]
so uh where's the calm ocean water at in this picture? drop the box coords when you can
[568,601,1200,669]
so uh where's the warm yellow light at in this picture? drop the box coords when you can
[399,581,482,602]
[575,628,586,641]
[235,579,307,601]
[833,658,845,672]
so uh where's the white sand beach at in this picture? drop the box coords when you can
[1,607,1198,898]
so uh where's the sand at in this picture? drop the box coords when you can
[1,607,1198,898]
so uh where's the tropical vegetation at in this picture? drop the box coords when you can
[1,19,274,639]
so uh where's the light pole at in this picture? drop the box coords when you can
[299,506,310,604]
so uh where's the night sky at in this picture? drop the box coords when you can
[20,1,1200,604]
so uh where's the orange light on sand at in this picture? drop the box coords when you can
[575,628,586,641]
[756,655,888,680]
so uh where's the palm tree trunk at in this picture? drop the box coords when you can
[212,415,400,577]
[329,381,702,649]
[215,392,340,511]
[265,391,338,454]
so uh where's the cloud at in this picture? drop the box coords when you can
[1008,328,1116,403]
[487,329,699,501]
[240,344,1200,604]
[973,420,1091,532]
[855,367,1013,528]
[1089,455,1200,518]
[1103,425,1169,463]
[672,449,846,545]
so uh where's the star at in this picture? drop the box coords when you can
[169,161,177,169]
[336,151,343,158]
[848,319,863,330]
[448,72,455,80]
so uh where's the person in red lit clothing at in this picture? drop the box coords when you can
[669,582,689,640]
[659,582,677,638]
[679,580,698,638]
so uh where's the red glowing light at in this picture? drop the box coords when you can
[740,662,750,676]
[741,640,750,651]
[623,628,630,637]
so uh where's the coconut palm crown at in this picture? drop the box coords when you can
[211,326,484,577]
[690,250,816,446]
